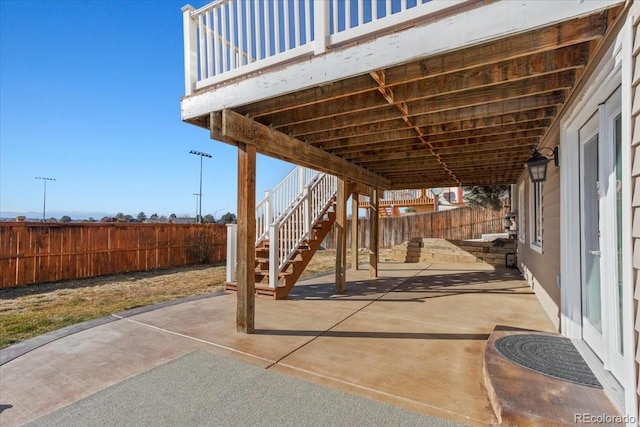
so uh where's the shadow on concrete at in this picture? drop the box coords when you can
[287,268,532,302]
[254,329,491,340]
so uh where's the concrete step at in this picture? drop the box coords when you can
[484,328,620,426]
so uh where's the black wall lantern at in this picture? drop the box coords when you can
[525,146,559,183]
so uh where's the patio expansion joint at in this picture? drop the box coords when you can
[112,315,278,366]
[272,361,478,425]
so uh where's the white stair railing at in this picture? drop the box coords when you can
[227,166,337,288]
[268,173,337,287]
[256,166,319,245]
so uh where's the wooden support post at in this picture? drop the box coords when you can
[335,177,347,293]
[369,187,379,278]
[351,192,359,270]
[237,142,256,333]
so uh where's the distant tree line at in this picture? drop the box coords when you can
[47,211,238,224]
[98,211,237,224]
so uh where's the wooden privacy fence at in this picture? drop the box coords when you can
[323,207,508,249]
[0,222,227,288]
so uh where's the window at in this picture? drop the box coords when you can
[530,181,543,251]
[518,181,526,243]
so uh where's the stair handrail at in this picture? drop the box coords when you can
[268,173,337,287]
[256,166,321,245]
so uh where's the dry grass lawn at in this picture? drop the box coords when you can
[0,249,362,349]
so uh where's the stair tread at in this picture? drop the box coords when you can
[255,269,294,276]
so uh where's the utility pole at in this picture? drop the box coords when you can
[35,177,56,221]
[189,150,212,223]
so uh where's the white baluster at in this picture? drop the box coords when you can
[284,0,290,50]
[269,224,278,288]
[264,190,272,227]
[205,10,214,79]
[213,6,221,74]
[315,0,329,53]
[305,0,311,45]
[222,3,229,71]
[182,5,197,95]
[198,14,206,80]
[345,0,351,29]
[274,0,280,54]
[304,185,312,240]
[299,167,306,194]
[293,0,300,47]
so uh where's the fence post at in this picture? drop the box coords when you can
[269,224,278,288]
[182,5,197,96]
[226,224,237,283]
[314,0,328,54]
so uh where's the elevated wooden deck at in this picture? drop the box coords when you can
[181,0,623,190]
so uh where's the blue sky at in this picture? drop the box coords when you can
[0,0,297,219]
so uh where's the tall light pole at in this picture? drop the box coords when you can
[189,150,212,223]
[35,177,56,222]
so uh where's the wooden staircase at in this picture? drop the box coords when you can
[378,206,400,217]
[225,207,336,299]
[224,167,340,300]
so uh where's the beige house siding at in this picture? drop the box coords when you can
[517,131,562,331]
[631,6,640,420]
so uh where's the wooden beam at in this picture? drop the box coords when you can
[236,142,256,334]
[335,177,347,293]
[351,192,359,271]
[216,109,390,189]
[369,188,379,278]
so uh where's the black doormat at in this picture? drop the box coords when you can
[494,334,602,388]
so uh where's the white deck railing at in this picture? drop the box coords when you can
[359,189,434,206]
[183,0,464,94]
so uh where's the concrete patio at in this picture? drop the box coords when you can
[0,262,578,426]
